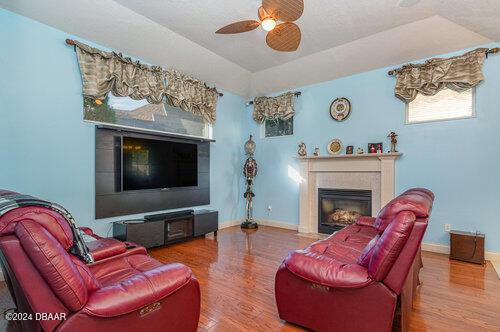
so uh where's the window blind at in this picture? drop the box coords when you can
[407,88,474,124]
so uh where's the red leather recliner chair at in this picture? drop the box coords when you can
[0,190,200,331]
[275,188,434,332]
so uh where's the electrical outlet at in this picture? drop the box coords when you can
[444,224,451,232]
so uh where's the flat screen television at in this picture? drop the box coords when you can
[122,136,198,191]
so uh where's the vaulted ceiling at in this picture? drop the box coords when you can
[1,0,499,97]
[115,0,500,72]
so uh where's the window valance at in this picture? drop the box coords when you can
[74,41,166,104]
[73,41,218,123]
[252,92,296,124]
[393,48,488,103]
[164,70,218,124]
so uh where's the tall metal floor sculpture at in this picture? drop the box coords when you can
[241,135,258,229]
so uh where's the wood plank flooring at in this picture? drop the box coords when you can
[0,225,499,331]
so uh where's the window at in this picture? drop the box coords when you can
[83,94,212,138]
[263,118,293,138]
[406,88,475,124]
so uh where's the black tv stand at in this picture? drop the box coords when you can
[113,210,218,248]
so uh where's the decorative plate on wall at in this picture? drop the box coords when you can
[327,138,343,155]
[330,97,351,121]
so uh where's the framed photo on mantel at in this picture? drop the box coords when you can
[367,142,383,154]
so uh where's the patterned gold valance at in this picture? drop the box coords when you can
[252,92,296,123]
[393,48,488,103]
[165,70,218,124]
[73,41,218,123]
[74,41,166,104]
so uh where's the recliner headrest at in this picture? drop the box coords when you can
[374,188,434,233]
[15,220,87,311]
[0,207,74,250]
[402,188,435,201]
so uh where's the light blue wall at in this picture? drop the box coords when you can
[0,9,246,236]
[245,45,500,252]
[2,8,499,252]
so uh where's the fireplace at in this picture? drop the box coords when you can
[318,189,372,234]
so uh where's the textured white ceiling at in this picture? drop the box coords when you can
[1,0,498,97]
[114,0,500,72]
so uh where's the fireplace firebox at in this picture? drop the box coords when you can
[318,189,372,234]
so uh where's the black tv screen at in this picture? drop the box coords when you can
[122,137,198,191]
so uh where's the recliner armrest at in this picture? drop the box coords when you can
[284,250,372,289]
[86,238,128,261]
[79,227,103,240]
[356,216,376,227]
[83,263,193,317]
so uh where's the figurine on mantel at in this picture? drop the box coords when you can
[387,131,398,153]
[357,147,364,154]
[297,142,307,157]
[313,147,320,156]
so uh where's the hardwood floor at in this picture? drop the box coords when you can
[154,226,500,332]
[0,225,499,331]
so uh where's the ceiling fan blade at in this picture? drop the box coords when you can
[266,22,301,52]
[215,20,260,34]
[258,6,270,21]
[262,0,304,22]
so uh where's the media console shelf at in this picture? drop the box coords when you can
[113,210,218,249]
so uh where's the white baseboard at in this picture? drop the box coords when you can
[219,220,241,229]
[421,242,500,262]
[258,219,299,230]
[421,242,450,255]
[219,219,298,231]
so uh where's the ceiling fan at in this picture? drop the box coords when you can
[215,0,304,52]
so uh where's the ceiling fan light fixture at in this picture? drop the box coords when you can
[261,18,277,31]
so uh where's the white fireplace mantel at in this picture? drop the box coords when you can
[297,153,402,234]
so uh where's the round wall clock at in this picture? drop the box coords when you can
[330,97,351,121]
[327,138,343,155]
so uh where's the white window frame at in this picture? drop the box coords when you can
[260,117,294,139]
[405,88,476,125]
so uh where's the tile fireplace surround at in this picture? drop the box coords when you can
[297,153,402,234]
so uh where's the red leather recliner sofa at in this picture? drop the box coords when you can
[275,188,434,332]
[0,190,200,331]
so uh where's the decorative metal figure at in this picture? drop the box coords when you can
[242,135,258,229]
[387,131,398,153]
[297,142,307,157]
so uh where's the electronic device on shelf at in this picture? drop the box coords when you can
[144,210,194,222]
[122,219,146,224]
